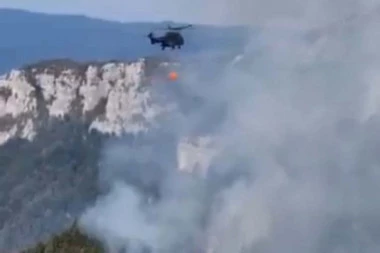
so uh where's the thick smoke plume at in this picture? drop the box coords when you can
[80,1,380,253]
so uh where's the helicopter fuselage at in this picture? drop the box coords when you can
[148,31,185,50]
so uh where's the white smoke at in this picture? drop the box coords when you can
[80,1,380,253]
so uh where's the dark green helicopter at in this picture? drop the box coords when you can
[147,24,193,50]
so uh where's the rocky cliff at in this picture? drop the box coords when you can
[0,58,165,144]
[0,57,216,252]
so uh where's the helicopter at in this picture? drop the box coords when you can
[147,24,193,50]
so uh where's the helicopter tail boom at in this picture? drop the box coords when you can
[147,33,161,44]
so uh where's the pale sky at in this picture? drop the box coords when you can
[0,0,228,24]
[0,0,377,26]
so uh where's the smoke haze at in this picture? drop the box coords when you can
[79,1,380,253]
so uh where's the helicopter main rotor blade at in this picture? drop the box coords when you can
[167,24,193,30]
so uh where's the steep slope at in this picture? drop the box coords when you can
[0,58,150,251]
[0,57,218,252]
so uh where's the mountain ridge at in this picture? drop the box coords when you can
[0,8,249,75]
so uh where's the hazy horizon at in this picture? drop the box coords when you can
[2,0,377,26]
[0,1,233,25]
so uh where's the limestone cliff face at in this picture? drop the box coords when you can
[0,57,217,252]
[0,58,169,145]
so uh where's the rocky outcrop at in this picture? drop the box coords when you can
[0,58,171,145]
